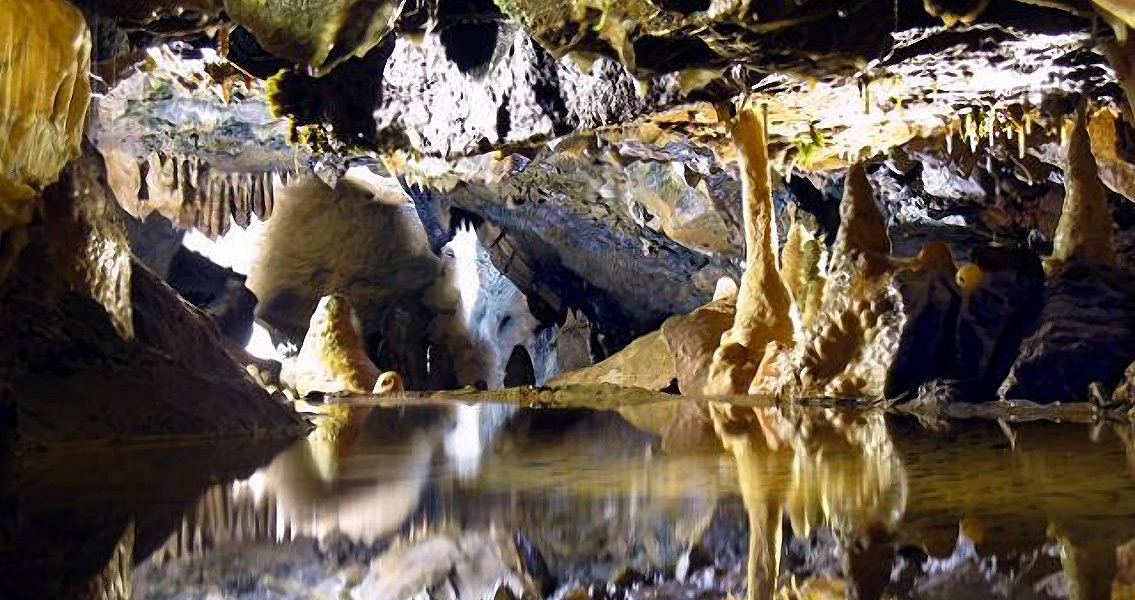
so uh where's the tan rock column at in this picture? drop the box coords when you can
[704,106,794,396]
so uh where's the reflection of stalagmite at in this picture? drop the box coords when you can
[1051,527,1118,600]
[291,293,381,396]
[704,106,794,395]
[264,412,443,543]
[1050,112,1116,271]
[711,405,907,600]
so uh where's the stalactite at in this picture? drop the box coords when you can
[703,104,794,396]
[121,151,288,237]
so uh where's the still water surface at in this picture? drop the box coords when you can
[4,400,1135,600]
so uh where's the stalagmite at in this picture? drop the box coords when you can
[1050,112,1116,270]
[290,293,382,396]
[833,164,891,265]
[999,115,1134,403]
[794,163,896,398]
[779,210,825,331]
[703,105,794,396]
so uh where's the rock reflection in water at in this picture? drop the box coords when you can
[0,441,291,600]
[115,401,1135,600]
[716,404,1135,600]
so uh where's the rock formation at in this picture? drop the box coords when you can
[0,147,303,448]
[704,105,795,396]
[290,293,382,397]
[0,0,90,231]
[1000,114,1135,404]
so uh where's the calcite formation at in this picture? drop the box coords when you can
[0,0,91,231]
[779,213,825,331]
[290,293,382,396]
[1050,112,1117,270]
[792,163,898,398]
[882,243,959,400]
[107,150,284,240]
[661,298,736,395]
[704,105,794,396]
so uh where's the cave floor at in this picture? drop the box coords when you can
[2,396,1133,600]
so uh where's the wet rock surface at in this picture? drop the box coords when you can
[0,147,303,449]
[1000,261,1135,403]
[12,0,1135,596]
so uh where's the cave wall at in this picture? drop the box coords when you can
[0,148,304,449]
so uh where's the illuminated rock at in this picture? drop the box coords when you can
[1087,108,1135,203]
[249,174,482,387]
[704,106,794,396]
[373,370,405,396]
[549,330,677,391]
[1050,112,1116,271]
[0,0,91,231]
[291,294,382,396]
[661,298,735,395]
[223,0,401,76]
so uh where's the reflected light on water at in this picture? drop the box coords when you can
[445,403,487,480]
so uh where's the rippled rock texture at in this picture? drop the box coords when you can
[0,0,90,230]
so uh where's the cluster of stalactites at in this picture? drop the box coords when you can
[109,150,295,239]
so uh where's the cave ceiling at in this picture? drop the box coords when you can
[81,0,1135,338]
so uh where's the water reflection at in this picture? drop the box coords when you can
[8,402,1135,599]
[0,441,291,599]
